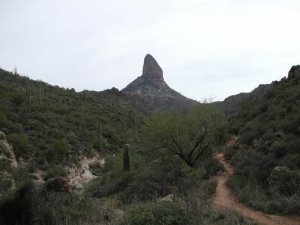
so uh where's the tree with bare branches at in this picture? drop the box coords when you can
[145,106,227,167]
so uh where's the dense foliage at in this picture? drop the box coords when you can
[226,68,300,214]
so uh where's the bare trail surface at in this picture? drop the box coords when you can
[213,152,300,225]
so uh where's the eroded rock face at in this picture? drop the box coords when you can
[0,131,18,168]
[142,54,163,78]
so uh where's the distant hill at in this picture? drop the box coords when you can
[213,84,272,116]
[229,66,300,134]
[122,54,199,112]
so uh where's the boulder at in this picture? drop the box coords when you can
[158,194,175,202]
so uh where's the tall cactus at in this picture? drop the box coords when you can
[28,85,32,113]
[123,144,130,172]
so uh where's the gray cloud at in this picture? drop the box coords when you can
[0,0,299,101]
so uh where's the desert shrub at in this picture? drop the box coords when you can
[120,200,257,225]
[270,135,300,158]
[0,174,12,196]
[119,202,192,225]
[7,133,32,159]
[227,148,300,214]
[0,183,34,225]
[46,139,71,163]
[281,154,300,169]
[44,165,67,180]
[268,167,299,197]
[89,162,103,176]
[0,181,109,225]
[0,159,10,171]
[11,168,31,188]
[202,158,224,178]
[224,146,236,160]
[120,176,166,203]
[230,150,275,185]
[87,148,220,204]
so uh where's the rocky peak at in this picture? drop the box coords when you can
[121,54,199,112]
[142,54,163,79]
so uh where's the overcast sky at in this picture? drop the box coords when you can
[0,0,299,101]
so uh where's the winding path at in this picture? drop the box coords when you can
[213,152,300,225]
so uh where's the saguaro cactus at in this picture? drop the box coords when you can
[123,144,130,172]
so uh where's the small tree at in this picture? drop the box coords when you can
[145,106,227,168]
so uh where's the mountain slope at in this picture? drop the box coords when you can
[0,68,145,170]
[122,54,199,112]
[225,65,300,215]
[214,84,272,116]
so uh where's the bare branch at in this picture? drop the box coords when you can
[170,134,184,158]
[193,144,210,163]
[186,127,207,162]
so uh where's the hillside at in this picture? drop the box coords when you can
[1,63,299,225]
[0,66,259,225]
[0,68,145,170]
[214,84,272,116]
[122,54,199,112]
[225,65,300,215]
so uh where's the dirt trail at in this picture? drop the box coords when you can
[213,152,300,225]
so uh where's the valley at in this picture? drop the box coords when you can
[0,57,299,225]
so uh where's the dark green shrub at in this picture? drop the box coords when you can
[7,133,31,159]
[268,167,299,197]
[202,158,224,178]
[119,202,192,225]
[44,165,67,180]
[0,174,12,196]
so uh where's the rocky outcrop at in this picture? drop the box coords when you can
[142,54,163,78]
[158,193,175,202]
[68,155,103,191]
[288,65,300,80]
[122,54,199,112]
[0,131,18,168]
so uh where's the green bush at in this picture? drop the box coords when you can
[44,165,67,180]
[7,133,32,159]
[268,167,299,197]
[119,202,192,225]
[0,174,12,196]
[0,159,10,171]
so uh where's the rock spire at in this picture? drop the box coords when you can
[142,54,163,79]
